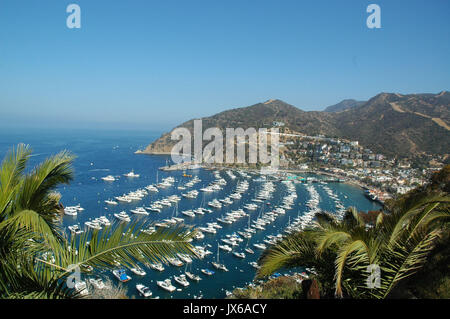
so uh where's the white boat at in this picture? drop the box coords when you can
[249,261,261,269]
[244,247,255,254]
[147,205,161,213]
[185,271,201,281]
[212,244,229,271]
[85,221,102,230]
[218,244,232,252]
[181,210,195,218]
[64,207,77,216]
[148,263,165,272]
[178,254,193,263]
[130,207,149,215]
[95,216,111,226]
[201,269,214,276]
[114,211,131,222]
[232,252,246,259]
[130,266,146,276]
[200,227,217,234]
[123,170,140,178]
[174,274,190,287]
[74,281,89,296]
[168,257,184,267]
[115,196,132,203]
[157,279,176,292]
[136,284,153,297]
[101,175,116,182]
[253,243,267,250]
[68,224,84,235]
[89,277,106,289]
[104,199,118,205]
[194,231,205,240]
[112,269,131,282]
[146,185,159,192]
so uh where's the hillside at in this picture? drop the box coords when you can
[138,92,450,159]
[323,99,366,112]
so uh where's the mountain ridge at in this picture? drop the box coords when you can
[139,92,450,159]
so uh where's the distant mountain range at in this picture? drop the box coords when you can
[323,99,366,112]
[139,92,450,159]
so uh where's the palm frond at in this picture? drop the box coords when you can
[39,222,197,277]
[257,231,318,278]
[0,144,31,219]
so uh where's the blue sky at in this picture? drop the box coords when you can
[0,0,449,131]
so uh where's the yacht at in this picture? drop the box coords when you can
[167,257,184,267]
[68,224,84,235]
[101,175,116,182]
[64,207,77,216]
[85,221,102,231]
[123,170,140,178]
[142,226,156,235]
[148,262,165,272]
[136,284,153,297]
[194,231,205,240]
[253,243,267,250]
[114,211,131,222]
[112,269,131,282]
[104,199,118,205]
[147,205,161,213]
[89,277,106,290]
[157,279,176,292]
[185,271,201,281]
[130,266,146,276]
[115,195,132,203]
[201,269,215,276]
[174,274,190,287]
[130,207,149,215]
[146,185,159,192]
[212,244,229,271]
[249,261,261,269]
[200,207,213,214]
[244,247,255,254]
[178,254,193,264]
[181,210,195,218]
[218,244,232,252]
[200,227,217,234]
[193,208,205,215]
[74,281,89,296]
[172,217,184,223]
[232,252,246,259]
[95,216,111,227]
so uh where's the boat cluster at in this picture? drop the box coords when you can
[114,188,149,203]
[64,204,84,216]
[285,184,319,234]
[322,185,346,218]
[65,168,353,299]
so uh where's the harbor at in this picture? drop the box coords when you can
[56,136,382,299]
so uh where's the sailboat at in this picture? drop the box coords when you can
[170,203,184,223]
[185,263,201,281]
[196,194,213,214]
[211,243,229,271]
[244,236,254,254]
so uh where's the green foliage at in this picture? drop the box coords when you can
[228,276,303,299]
[0,144,197,299]
[257,167,450,298]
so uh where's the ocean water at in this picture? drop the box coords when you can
[0,128,381,299]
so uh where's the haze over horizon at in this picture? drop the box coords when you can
[0,0,449,131]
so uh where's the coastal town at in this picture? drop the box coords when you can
[156,122,446,206]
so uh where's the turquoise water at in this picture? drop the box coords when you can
[0,128,381,299]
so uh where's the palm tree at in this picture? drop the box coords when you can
[0,144,197,299]
[257,193,450,299]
